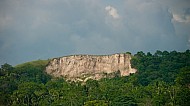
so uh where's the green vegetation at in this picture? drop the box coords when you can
[15,59,50,69]
[0,50,190,106]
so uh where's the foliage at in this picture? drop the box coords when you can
[0,50,190,106]
[84,100,108,106]
[131,50,190,85]
[0,60,51,105]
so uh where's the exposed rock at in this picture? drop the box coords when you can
[45,53,137,82]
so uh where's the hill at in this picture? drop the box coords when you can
[0,50,190,106]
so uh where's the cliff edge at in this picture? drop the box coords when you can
[45,53,137,82]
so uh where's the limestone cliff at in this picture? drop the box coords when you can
[45,53,137,82]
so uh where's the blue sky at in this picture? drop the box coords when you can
[0,0,190,65]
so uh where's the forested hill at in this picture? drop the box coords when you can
[0,50,190,106]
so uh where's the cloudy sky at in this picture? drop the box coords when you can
[0,0,190,65]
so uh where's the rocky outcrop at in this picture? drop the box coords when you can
[45,53,137,82]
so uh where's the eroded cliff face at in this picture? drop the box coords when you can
[45,53,137,82]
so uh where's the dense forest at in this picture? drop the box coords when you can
[0,50,190,106]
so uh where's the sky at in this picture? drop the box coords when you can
[0,0,190,66]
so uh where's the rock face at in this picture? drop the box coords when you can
[45,53,137,82]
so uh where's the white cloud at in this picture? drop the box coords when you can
[172,14,190,23]
[105,5,120,19]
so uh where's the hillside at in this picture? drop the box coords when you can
[0,50,190,106]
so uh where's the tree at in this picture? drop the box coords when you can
[176,66,190,86]
[84,100,108,106]
[0,63,13,76]
[11,82,47,106]
[175,67,190,106]
[1,63,13,71]
[135,51,145,58]
[111,95,137,106]
[154,50,163,57]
